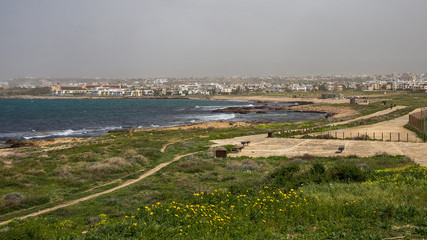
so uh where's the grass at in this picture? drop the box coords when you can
[1,153,425,239]
[0,130,205,216]
[385,92,427,107]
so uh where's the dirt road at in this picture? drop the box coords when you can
[0,152,196,226]
[329,106,407,126]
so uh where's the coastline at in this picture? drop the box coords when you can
[1,94,355,119]
[0,95,354,150]
[0,95,192,100]
[1,94,348,104]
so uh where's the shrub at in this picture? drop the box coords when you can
[328,162,366,183]
[301,153,315,161]
[269,164,301,188]
[309,162,329,184]
[301,134,314,139]
[123,149,138,157]
[311,162,326,175]
[316,134,334,139]
[4,192,24,205]
[88,157,131,172]
[129,155,149,165]
[222,144,236,153]
[176,160,214,173]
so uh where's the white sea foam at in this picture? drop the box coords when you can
[195,104,253,110]
[21,126,122,140]
[197,113,236,121]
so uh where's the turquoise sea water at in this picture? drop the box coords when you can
[0,98,324,140]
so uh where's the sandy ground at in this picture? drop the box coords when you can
[321,108,421,142]
[212,135,426,166]
[213,109,427,166]
[329,106,407,126]
[287,104,357,119]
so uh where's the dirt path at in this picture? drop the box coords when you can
[329,106,406,126]
[323,108,422,142]
[0,152,197,226]
[160,139,189,153]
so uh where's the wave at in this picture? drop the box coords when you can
[0,126,123,140]
[196,113,236,122]
[194,104,254,110]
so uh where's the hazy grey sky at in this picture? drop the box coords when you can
[0,0,426,80]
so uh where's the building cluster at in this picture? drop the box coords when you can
[2,73,426,96]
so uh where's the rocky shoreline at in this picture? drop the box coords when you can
[0,137,83,150]
[0,100,343,150]
[212,101,333,117]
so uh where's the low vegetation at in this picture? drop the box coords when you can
[1,153,425,239]
[0,96,426,239]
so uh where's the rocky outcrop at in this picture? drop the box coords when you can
[212,102,324,115]
[212,107,250,114]
[5,140,38,148]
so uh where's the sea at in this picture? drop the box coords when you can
[0,98,325,142]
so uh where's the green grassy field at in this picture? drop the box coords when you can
[0,94,426,239]
[1,152,425,239]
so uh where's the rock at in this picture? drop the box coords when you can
[5,140,35,148]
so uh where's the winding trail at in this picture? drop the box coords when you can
[160,139,189,153]
[328,106,406,126]
[0,152,197,226]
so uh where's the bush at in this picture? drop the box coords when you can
[315,134,334,139]
[301,154,315,161]
[328,162,366,183]
[4,192,24,205]
[269,164,301,188]
[176,160,214,173]
[311,162,326,175]
[222,144,236,153]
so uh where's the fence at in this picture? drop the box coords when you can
[277,129,425,143]
[316,131,423,143]
[408,108,427,133]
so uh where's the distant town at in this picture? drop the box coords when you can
[1,72,426,97]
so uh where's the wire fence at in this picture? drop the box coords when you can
[408,108,427,134]
[316,131,424,143]
[274,129,426,143]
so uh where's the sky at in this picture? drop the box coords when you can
[0,0,426,80]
